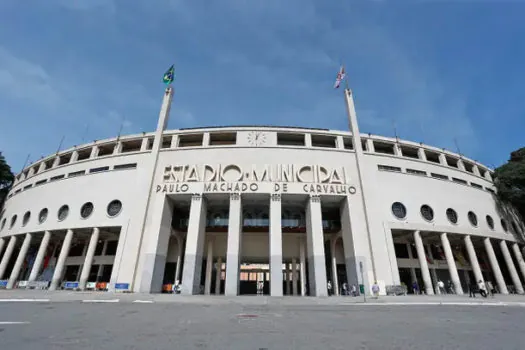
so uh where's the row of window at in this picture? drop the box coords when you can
[391,202,520,234]
[15,130,490,187]
[0,200,123,232]
[8,163,137,199]
[378,164,494,193]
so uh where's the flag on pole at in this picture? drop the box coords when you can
[333,66,346,89]
[163,65,175,85]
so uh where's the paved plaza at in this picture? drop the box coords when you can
[1,291,525,350]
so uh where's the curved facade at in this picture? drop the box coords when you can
[1,88,525,296]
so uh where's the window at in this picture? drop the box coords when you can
[80,202,94,219]
[392,202,407,219]
[425,151,440,164]
[10,215,17,229]
[35,179,47,186]
[373,141,395,155]
[0,218,5,230]
[23,184,33,190]
[420,205,434,221]
[511,221,520,234]
[452,178,468,185]
[446,208,458,224]
[90,166,110,173]
[378,165,402,172]
[146,138,154,150]
[50,175,65,181]
[22,211,31,226]
[68,170,85,177]
[361,139,368,151]
[501,219,508,232]
[44,158,55,169]
[39,208,48,224]
[114,163,137,170]
[400,146,419,159]
[97,144,115,156]
[468,211,478,227]
[471,183,483,189]
[446,156,459,168]
[77,148,91,161]
[463,162,474,173]
[121,140,142,153]
[343,137,353,150]
[277,133,305,146]
[58,205,69,221]
[431,173,448,180]
[486,187,495,194]
[209,133,236,146]
[58,153,72,166]
[311,135,336,148]
[486,215,494,230]
[178,134,203,147]
[105,241,118,255]
[107,200,122,217]
[161,136,172,149]
[407,169,427,176]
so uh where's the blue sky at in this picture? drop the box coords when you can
[1,1,524,172]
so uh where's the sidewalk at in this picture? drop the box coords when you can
[1,289,525,306]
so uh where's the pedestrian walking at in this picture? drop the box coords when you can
[327,280,333,296]
[351,284,357,297]
[412,281,419,295]
[372,281,380,298]
[437,280,446,294]
[477,280,487,298]
[468,281,477,298]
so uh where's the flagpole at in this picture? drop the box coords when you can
[20,153,30,173]
[55,136,65,155]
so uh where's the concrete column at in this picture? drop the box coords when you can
[292,258,298,296]
[413,231,434,295]
[299,238,306,296]
[330,238,339,296]
[7,233,32,288]
[204,240,213,295]
[79,228,100,290]
[440,233,463,295]
[181,194,207,295]
[96,240,108,281]
[484,238,508,294]
[512,243,525,283]
[173,236,183,285]
[225,193,242,296]
[499,240,524,294]
[215,256,222,295]
[0,238,6,264]
[285,264,291,295]
[28,231,51,282]
[49,229,74,291]
[269,193,283,296]
[305,195,328,296]
[426,244,439,294]
[0,236,18,279]
[407,243,417,284]
[464,235,484,284]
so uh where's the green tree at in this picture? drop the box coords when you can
[493,147,525,219]
[0,152,15,209]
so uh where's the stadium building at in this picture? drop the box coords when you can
[1,87,525,296]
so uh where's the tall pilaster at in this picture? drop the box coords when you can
[269,193,283,296]
[173,235,183,284]
[413,231,434,295]
[204,240,213,295]
[440,233,463,295]
[512,243,525,282]
[225,193,242,296]
[407,243,418,284]
[330,238,339,296]
[181,194,207,295]
[215,256,222,295]
[292,258,298,296]
[79,228,100,290]
[464,235,484,284]
[499,240,524,294]
[0,237,6,260]
[484,238,508,294]
[299,238,306,296]
[305,195,328,297]
[28,231,51,282]
[0,236,18,279]
[49,229,74,291]
[7,233,32,289]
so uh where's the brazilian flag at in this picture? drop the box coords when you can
[163,65,175,85]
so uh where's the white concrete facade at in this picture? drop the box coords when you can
[0,88,524,296]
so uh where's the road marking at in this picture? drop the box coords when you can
[82,299,120,303]
[133,300,154,303]
[0,321,31,325]
[0,299,50,302]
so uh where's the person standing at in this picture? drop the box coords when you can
[327,280,333,296]
[468,280,477,298]
[412,281,419,295]
[372,282,380,298]
[351,284,357,297]
[437,280,446,294]
[477,280,487,298]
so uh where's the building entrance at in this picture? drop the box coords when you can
[239,263,269,295]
